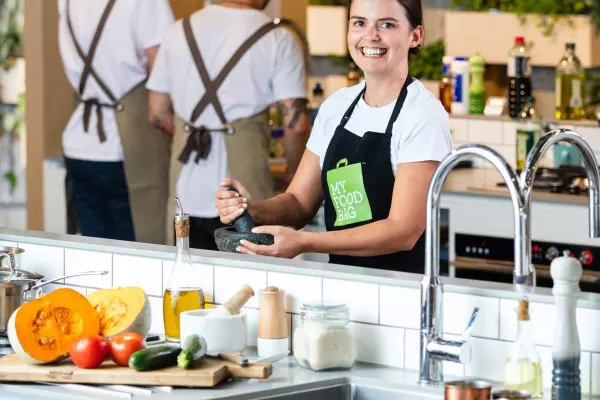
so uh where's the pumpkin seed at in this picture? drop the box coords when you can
[32,324,38,332]
[35,319,42,326]
[62,325,70,334]
[40,337,48,345]
[49,337,56,344]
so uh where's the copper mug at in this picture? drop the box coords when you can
[445,380,492,400]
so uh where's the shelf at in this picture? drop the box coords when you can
[444,10,600,68]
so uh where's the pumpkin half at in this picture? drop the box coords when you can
[7,288,100,364]
[87,286,151,338]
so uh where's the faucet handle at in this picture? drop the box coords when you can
[461,307,480,342]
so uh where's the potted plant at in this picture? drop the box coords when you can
[445,0,600,68]
[0,0,24,105]
[307,0,348,56]
[409,40,445,97]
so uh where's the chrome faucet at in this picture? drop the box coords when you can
[419,144,528,385]
[520,129,600,266]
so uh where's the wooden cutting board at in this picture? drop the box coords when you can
[0,353,272,387]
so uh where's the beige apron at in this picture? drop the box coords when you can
[66,0,170,245]
[165,16,309,245]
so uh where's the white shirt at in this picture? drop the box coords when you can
[307,79,453,175]
[58,0,174,161]
[147,5,307,218]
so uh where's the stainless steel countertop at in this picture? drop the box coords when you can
[1,354,597,399]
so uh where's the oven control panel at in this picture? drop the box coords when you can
[455,233,600,271]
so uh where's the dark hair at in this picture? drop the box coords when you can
[347,0,423,60]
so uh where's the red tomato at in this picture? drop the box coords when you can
[109,332,146,366]
[70,336,110,369]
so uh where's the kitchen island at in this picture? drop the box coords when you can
[2,224,600,395]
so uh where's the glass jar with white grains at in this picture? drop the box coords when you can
[293,304,356,371]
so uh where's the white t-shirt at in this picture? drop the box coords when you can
[58,0,174,162]
[307,79,453,175]
[147,5,307,218]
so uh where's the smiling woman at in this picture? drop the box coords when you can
[215,0,453,274]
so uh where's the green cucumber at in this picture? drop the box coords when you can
[177,334,207,369]
[129,345,182,371]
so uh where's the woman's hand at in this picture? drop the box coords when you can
[237,226,307,259]
[215,178,251,225]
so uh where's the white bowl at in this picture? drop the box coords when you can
[180,309,247,356]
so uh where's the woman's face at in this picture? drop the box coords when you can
[347,0,422,77]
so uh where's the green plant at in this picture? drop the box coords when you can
[0,0,23,71]
[409,40,445,81]
[450,0,600,36]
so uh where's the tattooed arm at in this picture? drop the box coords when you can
[148,91,175,135]
[276,98,310,186]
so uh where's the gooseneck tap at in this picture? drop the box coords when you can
[420,144,528,385]
[520,129,600,266]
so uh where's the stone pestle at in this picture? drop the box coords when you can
[227,187,256,233]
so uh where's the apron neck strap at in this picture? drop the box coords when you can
[385,73,413,135]
[339,74,414,132]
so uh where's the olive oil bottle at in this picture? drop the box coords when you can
[504,298,543,397]
[163,199,205,343]
[556,43,585,120]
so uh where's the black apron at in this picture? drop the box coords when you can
[321,75,425,273]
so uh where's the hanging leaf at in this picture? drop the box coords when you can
[3,170,16,193]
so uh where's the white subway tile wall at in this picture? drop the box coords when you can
[443,293,500,339]
[267,272,322,314]
[323,278,379,324]
[18,243,64,279]
[163,261,214,303]
[351,323,404,369]
[465,338,512,382]
[113,255,163,296]
[214,266,267,309]
[502,121,517,146]
[449,118,468,142]
[64,249,112,288]
[379,285,420,329]
[148,296,164,335]
[468,119,504,145]
[21,240,600,394]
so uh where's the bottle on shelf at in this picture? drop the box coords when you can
[347,62,361,87]
[508,36,532,119]
[439,55,453,113]
[503,297,543,397]
[469,53,486,115]
[515,97,543,172]
[163,198,205,343]
[311,82,325,109]
[451,57,470,115]
[556,43,585,121]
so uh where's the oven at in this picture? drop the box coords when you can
[452,233,600,293]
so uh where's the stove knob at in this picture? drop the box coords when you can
[579,250,593,266]
[546,246,560,261]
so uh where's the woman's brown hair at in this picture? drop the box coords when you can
[347,0,423,59]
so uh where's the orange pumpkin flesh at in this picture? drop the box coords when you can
[9,288,100,363]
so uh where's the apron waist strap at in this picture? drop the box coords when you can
[79,98,122,143]
[177,122,235,164]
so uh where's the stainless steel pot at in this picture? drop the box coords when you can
[0,250,108,332]
[0,246,23,270]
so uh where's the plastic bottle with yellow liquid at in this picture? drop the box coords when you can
[503,297,543,397]
[163,198,205,343]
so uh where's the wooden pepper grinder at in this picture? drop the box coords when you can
[550,250,582,400]
[258,286,289,357]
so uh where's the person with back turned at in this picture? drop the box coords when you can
[147,0,311,249]
[58,0,174,244]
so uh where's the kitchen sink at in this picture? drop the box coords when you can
[223,378,444,400]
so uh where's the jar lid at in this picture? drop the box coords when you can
[300,303,349,320]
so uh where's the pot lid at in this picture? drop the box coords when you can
[0,267,44,283]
